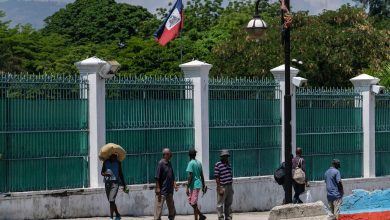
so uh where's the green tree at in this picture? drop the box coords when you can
[43,0,156,44]
[379,63,390,88]
[209,4,389,87]
[1,1,389,87]
[184,0,224,33]
[0,23,42,73]
[367,62,390,88]
[291,6,388,86]
[0,10,16,72]
[0,10,9,28]
[353,0,390,17]
[353,0,390,29]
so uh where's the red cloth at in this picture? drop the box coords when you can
[339,211,390,220]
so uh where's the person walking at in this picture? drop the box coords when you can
[325,159,344,219]
[274,154,293,204]
[154,148,179,220]
[214,149,234,220]
[186,148,207,220]
[101,153,128,220]
[292,148,308,204]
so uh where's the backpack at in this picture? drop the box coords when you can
[274,163,286,185]
[293,158,306,184]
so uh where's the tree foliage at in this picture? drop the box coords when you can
[369,62,390,88]
[208,4,389,87]
[353,0,390,29]
[354,0,390,17]
[0,0,389,87]
[43,0,156,44]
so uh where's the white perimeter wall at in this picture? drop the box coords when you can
[1,176,390,219]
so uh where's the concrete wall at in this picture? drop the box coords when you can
[1,176,390,220]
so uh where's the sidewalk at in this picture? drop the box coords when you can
[58,212,270,220]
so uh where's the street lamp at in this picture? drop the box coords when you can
[246,1,268,40]
[292,59,303,65]
[246,0,293,204]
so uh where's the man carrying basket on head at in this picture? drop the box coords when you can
[100,143,128,220]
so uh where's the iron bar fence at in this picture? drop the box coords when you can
[105,77,194,184]
[2,73,389,192]
[0,73,89,192]
[375,90,390,176]
[209,78,281,179]
[296,87,363,181]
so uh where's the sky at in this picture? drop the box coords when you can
[11,0,355,14]
[118,0,355,15]
[0,0,357,28]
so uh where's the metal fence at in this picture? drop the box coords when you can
[3,72,389,192]
[0,74,89,192]
[296,88,363,181]
[375,91,390,176]
[209,78,281,179]
[105,77,194,184]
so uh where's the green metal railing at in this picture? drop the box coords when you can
[106,77,194,184]
[296,88,363,181]
[375,91,390,176]
[209,78,281,179]
[0,74,89,192]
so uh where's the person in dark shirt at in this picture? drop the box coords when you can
[154,148,179,220]
[101,154,127,220]
[280,154,294,204]
[292,148,309,204]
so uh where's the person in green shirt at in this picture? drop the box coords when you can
[186,148,207,220]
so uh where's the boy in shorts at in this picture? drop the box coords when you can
[186,148,207,220]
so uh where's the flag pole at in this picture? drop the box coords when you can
[180,29,183,63]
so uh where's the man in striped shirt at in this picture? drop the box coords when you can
[214,149,234,220]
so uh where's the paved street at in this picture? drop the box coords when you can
[56,212,270,220]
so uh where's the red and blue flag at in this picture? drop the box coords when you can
[154,0,184,46]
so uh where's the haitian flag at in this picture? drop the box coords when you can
[154,0,183,46]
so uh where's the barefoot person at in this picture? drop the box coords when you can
[186,148,207,220]
[101,154,127,220]
[154,148,179,220]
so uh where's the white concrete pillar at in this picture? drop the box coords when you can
[75,57,107,188]
[271,64,299,162]
[350,74,379,178]
[180,60,212,180]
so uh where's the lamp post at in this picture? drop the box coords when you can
[246,0,293,204]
